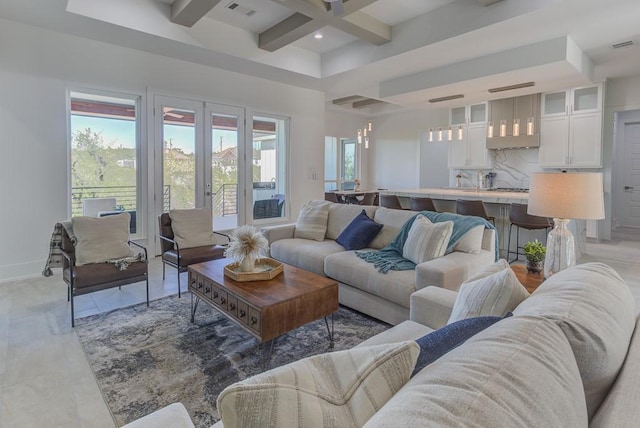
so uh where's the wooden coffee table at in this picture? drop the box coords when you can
[511,264,544,293]
[188,258,339,347]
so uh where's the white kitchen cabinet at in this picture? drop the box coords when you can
[448,124,492,169]
[450,103,487,126]
[539,83,603,168]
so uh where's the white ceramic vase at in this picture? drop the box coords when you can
[238,257,255,273]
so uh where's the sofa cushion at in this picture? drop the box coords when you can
[412,314,507,377]
[364,317,588,428]
[326,203,378,240]
[513,262,636,418]
[72,213,133,266]
[270,238,344,276]
[217,341,419,428]
[402,216,453,264]
[369,208,416,249]
[169,208,218,249]
[448,260,529,323]
[452,225,484,254]
[294,200,331,241]
[324,251,416,308]
[356,320,434,348]
[336,210,383,250]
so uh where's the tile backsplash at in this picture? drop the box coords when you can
[451,148,544,188]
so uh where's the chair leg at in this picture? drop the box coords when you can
[177,269,181,298]
[145,276,149,307]
[162,262,165,280]
[67,284,70,302]
[507,223,514,263]
[71,290,75,328]
[515,226,521,262]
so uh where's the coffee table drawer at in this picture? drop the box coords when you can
[248,306,261,333]
[226,295,238,317]
[190,273,206,295]
[236,300,249,324]
[211,285,228,310]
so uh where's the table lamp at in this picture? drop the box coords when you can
[527,172,605,278]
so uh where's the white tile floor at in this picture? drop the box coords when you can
[1,242,639,427]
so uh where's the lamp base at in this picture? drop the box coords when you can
[544,218,575,278]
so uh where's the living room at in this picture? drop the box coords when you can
[1,0,640,426]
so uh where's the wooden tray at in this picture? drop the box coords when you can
[224,258,284,282]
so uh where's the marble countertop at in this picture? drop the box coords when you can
[380,188,529,203]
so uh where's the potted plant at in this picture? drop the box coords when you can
[224,225,269,272]
[523,239,546,274]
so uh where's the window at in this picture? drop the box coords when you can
[252,115,288,220]
[324,136,338,191]
[341,138,357,190]
[324,136,359,191]
[69,91,141,235]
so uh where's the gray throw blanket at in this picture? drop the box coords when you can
[356,211,498,273]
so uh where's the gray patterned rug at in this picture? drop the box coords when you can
[75,294,390,427]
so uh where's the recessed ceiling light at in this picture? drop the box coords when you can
[314,33,323,39]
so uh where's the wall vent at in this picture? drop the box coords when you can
[611,40,635,50]
[226,2,256,16]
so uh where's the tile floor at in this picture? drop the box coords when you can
[1,241,639,427]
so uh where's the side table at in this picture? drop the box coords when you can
[511,264,544,293]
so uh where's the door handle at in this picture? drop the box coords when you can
[624,186,634,191]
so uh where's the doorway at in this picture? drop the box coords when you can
[612,109,640,240]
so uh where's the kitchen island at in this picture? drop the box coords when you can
[379,188,585,261]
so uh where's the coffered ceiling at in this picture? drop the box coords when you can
[2,0,640,113]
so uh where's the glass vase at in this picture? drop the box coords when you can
[544,218,575,278]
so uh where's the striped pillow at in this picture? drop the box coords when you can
[402,216,453,264]
[448,262,529,323]
[294,200,331,241]
[217,341,419,428]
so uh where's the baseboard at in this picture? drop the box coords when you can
[0,260,47,283]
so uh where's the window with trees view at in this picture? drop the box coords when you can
[69,91,141,234]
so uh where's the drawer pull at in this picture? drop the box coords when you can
[250,316,258,326]
[239,309,246,318]
[213,291,219,299]
[229,303,236,311]
[220,297,226,305]
[198,282,203,289]
[205,287,210,294]
[190,278,196,285]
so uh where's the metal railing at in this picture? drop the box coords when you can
[71,185,171,217]
[212,183,238,216]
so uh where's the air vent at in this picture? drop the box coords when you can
[226,2,256,16]
[611,40,635,50]
[428,94,464,103]
[488,81,535,93]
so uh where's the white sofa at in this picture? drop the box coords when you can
[262,203,496,325]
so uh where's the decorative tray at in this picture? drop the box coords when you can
[224,257,284,282]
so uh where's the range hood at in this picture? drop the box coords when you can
[486,94,541,150]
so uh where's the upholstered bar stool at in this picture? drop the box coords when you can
[456,199,495,225]
[507,203,553,263]
[380,194,404,209]
[410,197,437,212]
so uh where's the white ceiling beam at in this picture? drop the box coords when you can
[260,0,390,51]
[171,0,222,27]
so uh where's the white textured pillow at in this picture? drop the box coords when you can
[452,225,484,254]
[72,213,133,266]
[448,263,529,323]
[402,216,453,264]
[218,341,419,428]
[294,200,331,241]
[169,208,218,249]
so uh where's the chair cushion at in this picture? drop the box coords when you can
[169,208,218,249]
[270,239,345,277]
[336,210,383,250]
[217,341,419,428]
[162,246,226,268]
[64,261,147,289]
[294,200,331,241]
[448,260,529,323]
[402,216,453,264]
[452,225,484,254]
[72,213,133,266]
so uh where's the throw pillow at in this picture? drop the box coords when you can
[448,263,529,323]
[72,213,133,266]
[169,208,218,249]
[412,313,510,377]
[217,341,419,428]
[336,210,383,250]
[402,215,453,264]
[294,200,331,242]
[452,225,484,254]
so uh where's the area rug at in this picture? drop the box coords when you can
[75,295,390,427]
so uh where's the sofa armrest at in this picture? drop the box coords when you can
[415,250,495,292]
[481,228,496,253]
[120,403,194,428]
[260,224,296,244]
[410,286,457,330]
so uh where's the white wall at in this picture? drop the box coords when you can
[0,18,325,281]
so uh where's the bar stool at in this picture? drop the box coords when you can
[324,192,342,203]
[380,194,403,209]
[410,197,437,212]
[456,199,495,225]
[360,192,379,206]
[507,203,553,263]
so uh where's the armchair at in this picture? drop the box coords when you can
[61,215,148,327]
[158,212,229,297]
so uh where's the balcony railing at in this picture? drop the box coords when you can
[71,185,171,217]
[212,183,238,216]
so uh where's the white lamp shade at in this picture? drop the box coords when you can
[528,172,605,220]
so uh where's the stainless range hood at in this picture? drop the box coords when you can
[486,94,541,150]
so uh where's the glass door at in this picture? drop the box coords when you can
[340,138,357,190]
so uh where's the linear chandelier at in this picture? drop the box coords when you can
[428,125,463,142]
[357,120,373,149]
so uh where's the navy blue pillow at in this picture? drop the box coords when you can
[411,313,512,377]
[336,210,383,251]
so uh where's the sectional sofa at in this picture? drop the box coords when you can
[261,202,496,325]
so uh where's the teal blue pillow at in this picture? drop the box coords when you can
[411,313,511,377]
[336,210,383,250]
